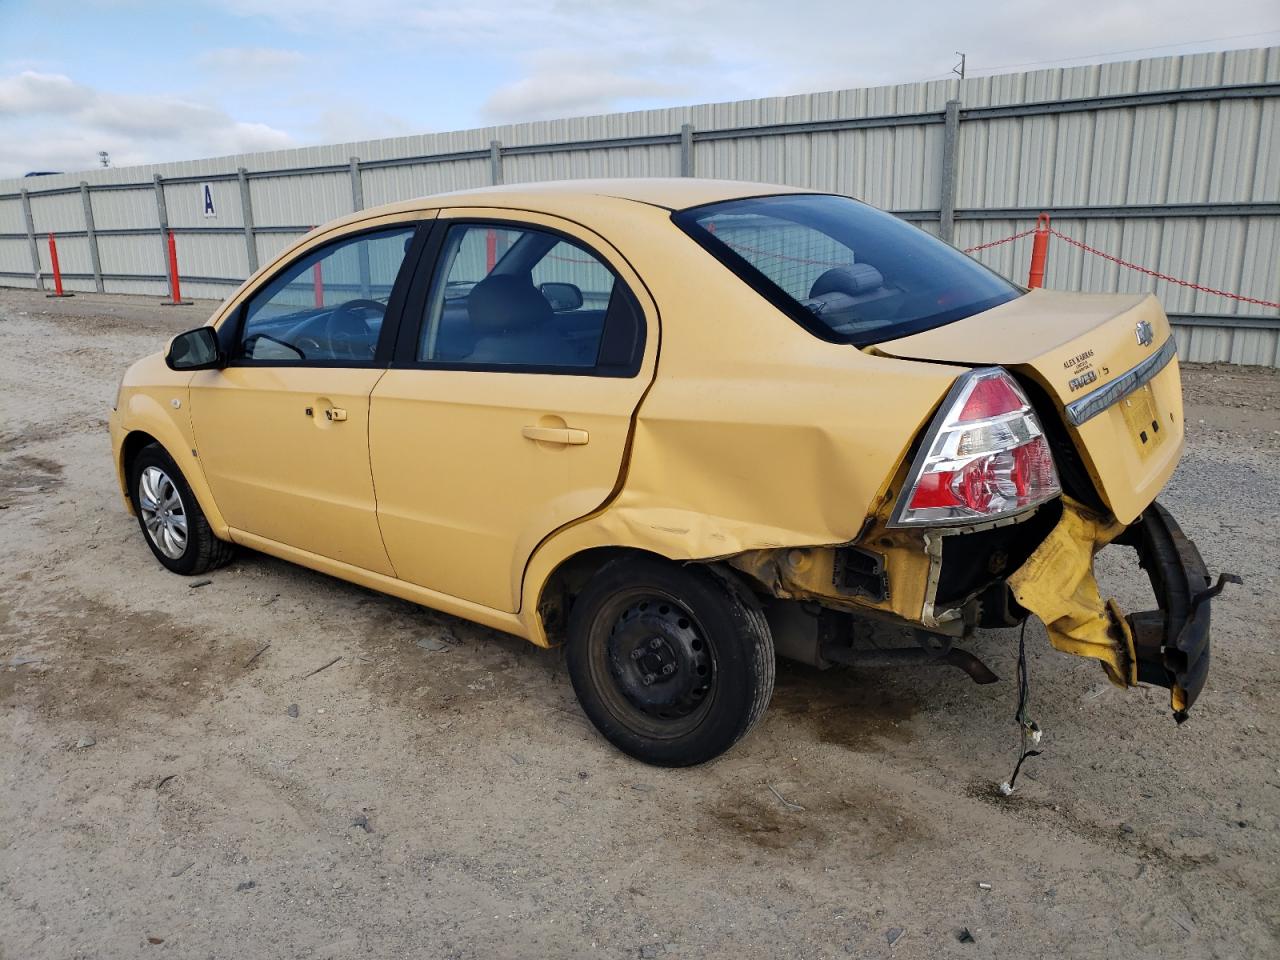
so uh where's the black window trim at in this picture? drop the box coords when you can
[391,216,646,379]
[220,220,434,369]
[670,194,1020,349]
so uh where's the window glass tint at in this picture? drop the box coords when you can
[237,227,414,363]
[676,195,1020,345]
[420,224,614,368]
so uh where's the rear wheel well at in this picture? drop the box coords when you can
[536,546,763,644]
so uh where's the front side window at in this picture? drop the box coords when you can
[673,194,1020,345]
[419,224,617,368]
[236,227,415,363]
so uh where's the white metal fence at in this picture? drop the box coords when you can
[1,46,1277,365]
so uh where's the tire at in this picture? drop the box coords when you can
[566,555,775,766]
[129,443,234,576]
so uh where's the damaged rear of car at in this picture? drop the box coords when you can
[673,193,1233,724]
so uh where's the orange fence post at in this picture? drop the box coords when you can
[1027,213,1050,289]
[46,233,73,298]
[485,228,497,272]
[313,260,324,307]
[163,230,192,306]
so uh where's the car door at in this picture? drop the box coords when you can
[189,221,426,575]
[370,211,656,612]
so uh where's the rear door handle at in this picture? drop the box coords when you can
[307,405,348,422]
[522,425,588,445]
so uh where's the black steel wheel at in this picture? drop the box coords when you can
[567,555,774,766]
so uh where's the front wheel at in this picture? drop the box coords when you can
[566,556,775,766]
[129,443,234,575]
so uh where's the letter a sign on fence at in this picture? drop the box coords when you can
[202,184,216,219]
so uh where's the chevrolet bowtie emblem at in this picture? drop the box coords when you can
[1135,319,1154,347]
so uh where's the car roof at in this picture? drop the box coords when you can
[430,178,814,210]
[327,178,817,232]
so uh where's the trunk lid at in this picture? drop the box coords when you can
[875,289,1184,524]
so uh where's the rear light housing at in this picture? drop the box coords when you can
[889,367,1061,527]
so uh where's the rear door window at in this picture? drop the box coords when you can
[418,224,622,370]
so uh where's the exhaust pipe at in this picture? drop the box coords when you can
[821,633,999,685]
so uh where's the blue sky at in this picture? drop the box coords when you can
[1,0,1277,177]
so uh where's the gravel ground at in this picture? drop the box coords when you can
[1,288,1277,960]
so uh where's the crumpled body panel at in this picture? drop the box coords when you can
[1007,496,1136,687]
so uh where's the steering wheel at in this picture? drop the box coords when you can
[323,299,386,361]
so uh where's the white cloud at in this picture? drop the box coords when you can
[217,0,1280,99]
[309,102,420,144]
[0,71,87,114]
[0,71,294,177]
[197,47,306,73]
[3,0,1277,176]
[483,64,693,122]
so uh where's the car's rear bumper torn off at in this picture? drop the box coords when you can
[1008,496,1235,722]
[1119,502,1239,722]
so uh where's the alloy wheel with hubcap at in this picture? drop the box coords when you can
[128,442,234,576]
[138,465,188,560]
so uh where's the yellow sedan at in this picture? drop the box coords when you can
[109,178,1227,766]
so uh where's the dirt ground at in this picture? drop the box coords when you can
[1,288,1277,960]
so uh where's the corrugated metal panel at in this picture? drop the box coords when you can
[165,180,244,229]
[97,234,166,277]
[362,158,490,206]
[0,46,1274,364]
[249,172,350,227]
[0,238,33,278]
[104,277,169,297]
[504,145,677,185]
[89,187,159,230]
[255,231,308,273]
[28,192,84,233]
[0,197,26,233]
[36,234,91,276]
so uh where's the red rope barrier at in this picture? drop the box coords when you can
[962,228,1036,254]
[963,221,1279,310]
[1047,227,1280,310]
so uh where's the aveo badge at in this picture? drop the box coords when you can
[1135,319,1155,347]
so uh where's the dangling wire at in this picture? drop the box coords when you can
[999,619,1043,796]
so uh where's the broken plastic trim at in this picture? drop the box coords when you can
[1120,501,1238,722]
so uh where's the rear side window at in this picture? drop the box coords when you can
[673,194,1020,346]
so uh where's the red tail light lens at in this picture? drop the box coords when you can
[891,368,1061,526]
[957,374,1024,421]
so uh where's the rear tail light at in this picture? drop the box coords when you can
[890,367,1060,527]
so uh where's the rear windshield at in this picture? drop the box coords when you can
[673,194,1020,346]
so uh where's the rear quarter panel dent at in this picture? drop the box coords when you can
[519,211,963,641]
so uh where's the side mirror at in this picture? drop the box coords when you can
[539,281,584,312]
[165,327,223,371]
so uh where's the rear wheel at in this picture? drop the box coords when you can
[129,443,233,575]
[566,556,775,766]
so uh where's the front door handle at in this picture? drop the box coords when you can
[522,425,588,445]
